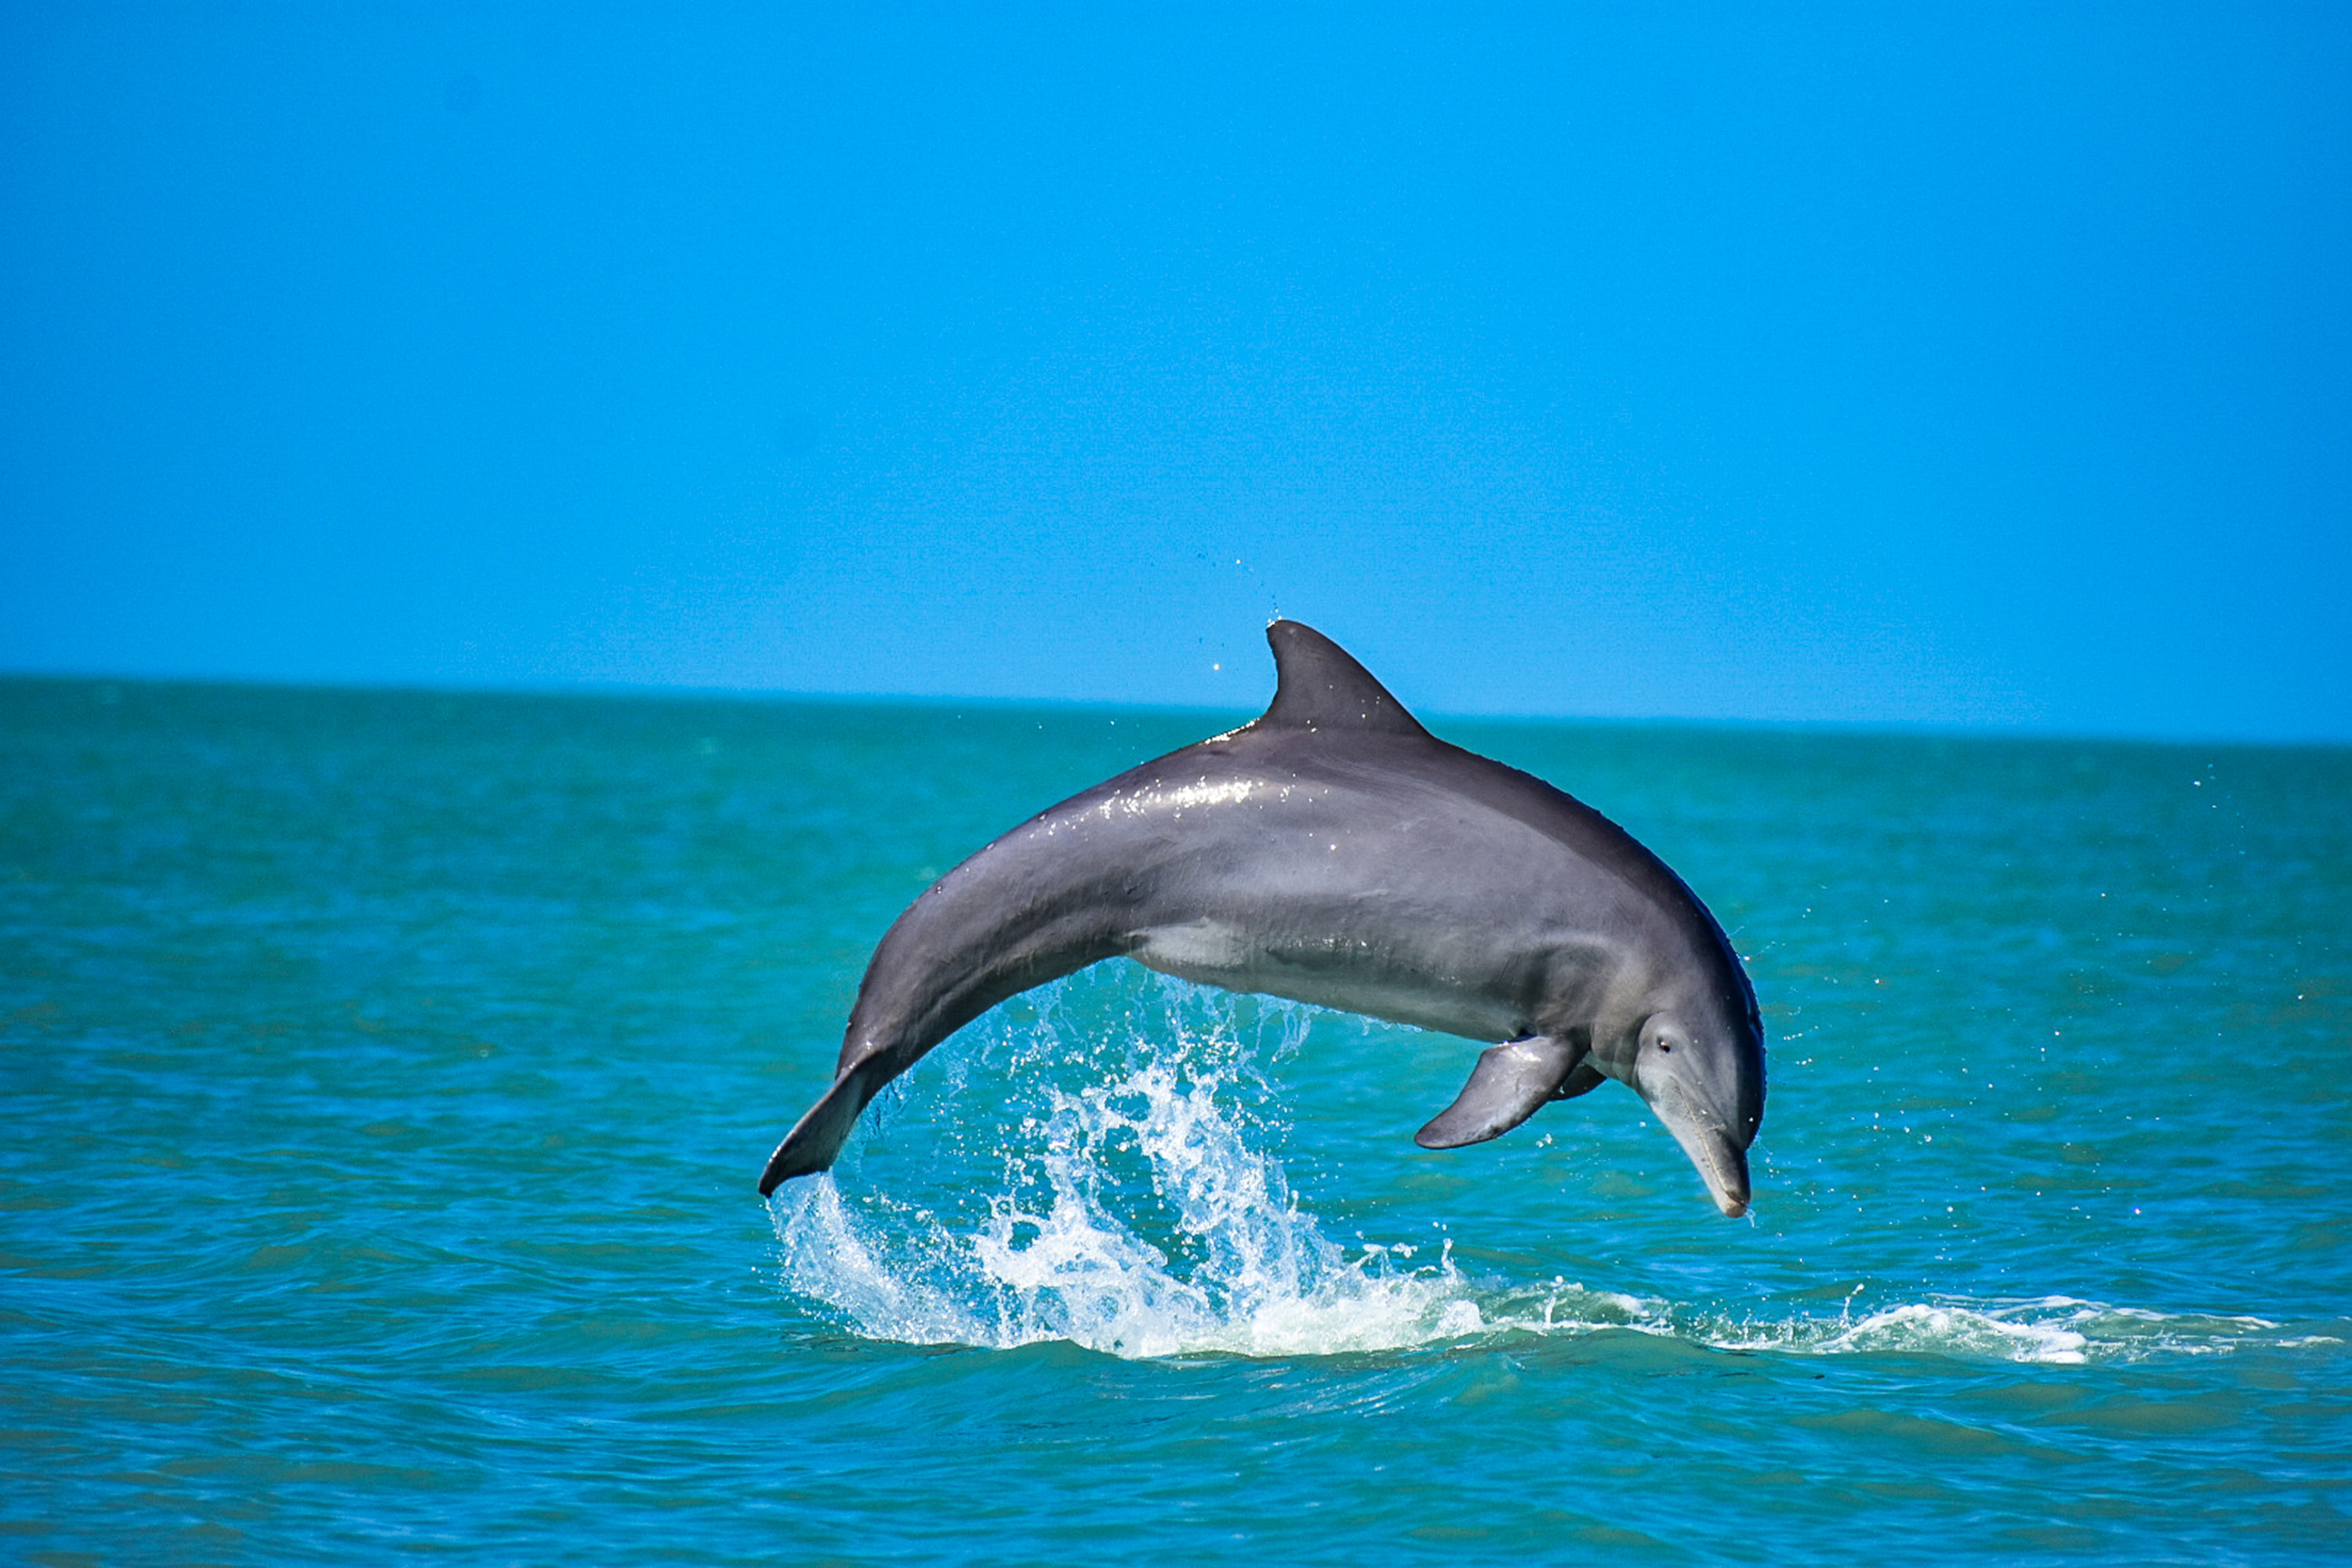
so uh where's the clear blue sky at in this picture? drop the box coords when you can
[4,4,2346,741]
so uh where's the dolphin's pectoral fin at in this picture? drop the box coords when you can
[1550,1059,1604,1102]
[1414,1036,1584,1149]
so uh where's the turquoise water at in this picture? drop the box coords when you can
[3,676,2347,1564]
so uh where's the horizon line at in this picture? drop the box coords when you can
[4,664,2344,756]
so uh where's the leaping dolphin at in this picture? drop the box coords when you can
[760,622,1766,1216]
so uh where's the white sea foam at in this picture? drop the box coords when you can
[775,1052,1490,1358]
[771,978,2332,1366]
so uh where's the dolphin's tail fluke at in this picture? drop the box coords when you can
[758,1065,877,1196]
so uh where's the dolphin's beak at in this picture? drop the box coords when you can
[1646,1086,1751,1218]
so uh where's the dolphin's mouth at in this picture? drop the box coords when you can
[1648,1087,1751,1218]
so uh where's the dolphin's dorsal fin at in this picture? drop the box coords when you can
[1257,621,1430,737]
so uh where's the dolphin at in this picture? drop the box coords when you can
[760,621,1766,1216]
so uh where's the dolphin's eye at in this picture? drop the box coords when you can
[1657,1041,1672,1053]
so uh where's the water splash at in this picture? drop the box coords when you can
[774,976,1487,1356]
[771,974,2338,1365]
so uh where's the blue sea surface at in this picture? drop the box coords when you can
[3,677,2347,1563]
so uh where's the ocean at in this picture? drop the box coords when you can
[2,675,2346,1563]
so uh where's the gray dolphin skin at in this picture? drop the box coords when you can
[760,621,1766,1216]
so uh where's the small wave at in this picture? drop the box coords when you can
[1697,1296,2322,1366]
[770,975,2333,1366]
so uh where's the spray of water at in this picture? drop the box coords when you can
[771,974,2335,1364]
[773,976,1492,1356]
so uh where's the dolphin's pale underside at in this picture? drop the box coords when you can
[760,622,1766,1216]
